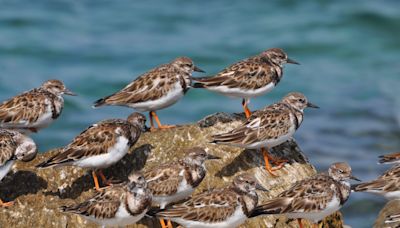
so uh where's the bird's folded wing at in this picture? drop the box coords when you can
[158,189,239,223]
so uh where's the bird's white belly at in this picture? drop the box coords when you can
[84,205,147,227]
[32,109,54,129]
[0,160,15,181]
[170,206,247,228]
[130,82,184,112]
[286,195,341,223]
[366,190,400,200]
[73,136,129,169]
[205,82,275,98]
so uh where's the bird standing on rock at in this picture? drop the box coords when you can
[93,57,205,131]
[212,92,318,175]
[61,172,152,227]
[251,162,360,228]
[157,173,267,228]
[144,147,220,228]
[36,112,147,191]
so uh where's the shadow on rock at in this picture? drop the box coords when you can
[103,143,154,182]
[0,170,47,201]
[44,144,153,199]
[216,139,308,178]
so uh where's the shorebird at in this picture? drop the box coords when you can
[144,147,220,228]
[212,92,318,175]
[36,112,147,191]
[251,162,360,228]
[193,48,299,118]
[157,173,267,228]
[93,57,204,130]
[0,79,76,134]
[61,172,152,227]
[0,129,37,207]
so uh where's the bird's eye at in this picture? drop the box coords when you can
[299,99,305,102]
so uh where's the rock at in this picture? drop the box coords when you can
[374,199,400,228]
[0,112,344,228]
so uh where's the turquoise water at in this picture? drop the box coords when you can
[0,1,399,227]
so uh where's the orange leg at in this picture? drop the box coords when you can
[167,219,173,228]
[150,111,175,130]
[92,170,101,191]
[297,219,303,228]
[313,223,318,228]
[261,148,286,176]
[242,99,252,119]
[266,153,288,167]
[98,170,114,186]
[159,218,168,228]
[0,198,13,207]
[149,112,155,129]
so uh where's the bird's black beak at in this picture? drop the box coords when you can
[287,58,300,65]
[193,66,205,73]
[350,175,361,182]
[307,102,319,109]
[255,183,269,192]
[206,154,221,160]
[64,89,77,96]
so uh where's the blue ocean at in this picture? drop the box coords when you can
[0,1,399,227]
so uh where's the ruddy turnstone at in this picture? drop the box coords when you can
[144,147,220,228]
[251,162,359,228]
[61,172,152,227]
[36,112,147,191]
[93,57,204,130]
[0,129,37,207]
[212,92,318,175]
[156,173,267,228]
[0,79,76,134]
[193,48,299,118]
[352,163,400,200]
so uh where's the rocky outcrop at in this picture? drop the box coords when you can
[0,112,344,228]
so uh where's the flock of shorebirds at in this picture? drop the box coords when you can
[0,48,399,228]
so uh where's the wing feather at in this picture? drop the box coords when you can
[95,64,181,106]
[158,188,239,223]
[61,188,123,219]
[36,122,121,168]
[145,164,183,196]
[194,56,277,90]
[0,130,17,166]
[0,89,52,128]
[212,103,293,146]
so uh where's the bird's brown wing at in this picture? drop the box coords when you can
[0,90,51,128]
[95,64,180,106]
[36,122,120,168]
[212,103,293,146]
[157,188,240,223]
[144,163,183,196]
[0,130,17,166]
[61,187,123,219]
